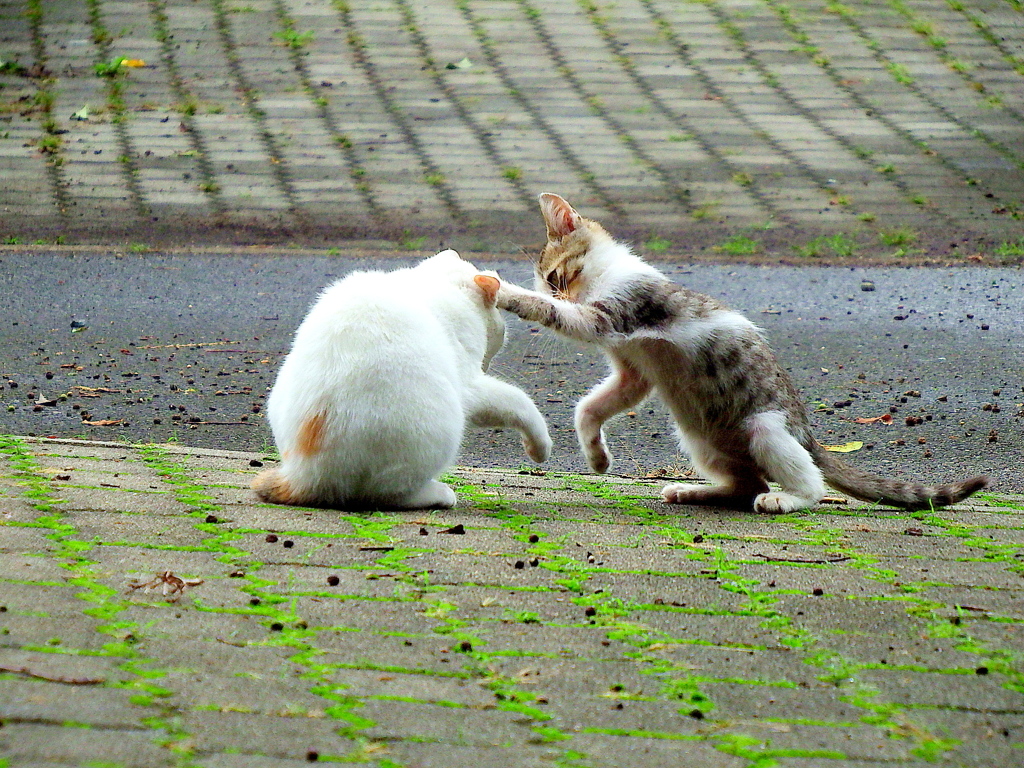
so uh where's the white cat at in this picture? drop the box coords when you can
[252,250,551,510]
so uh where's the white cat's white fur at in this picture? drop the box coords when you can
[253,250,551,510]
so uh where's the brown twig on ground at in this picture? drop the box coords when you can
[0,665,105,685]
[755,554,852,564]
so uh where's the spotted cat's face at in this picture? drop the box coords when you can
[534,193,609,302]
[537,248,585,302]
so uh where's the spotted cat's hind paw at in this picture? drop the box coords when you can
[661,483,707,504]
[753,491,815,514]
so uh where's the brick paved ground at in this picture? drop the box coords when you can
[1,0,1022,255]
[2,436,1023,767]
[2,2,1024,766]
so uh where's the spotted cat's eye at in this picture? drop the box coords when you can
[546,265,582,297]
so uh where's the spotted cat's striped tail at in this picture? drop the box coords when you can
[811,443,988,510]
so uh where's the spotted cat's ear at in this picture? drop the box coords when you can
[539,193,581,240]
[473,274,500,307]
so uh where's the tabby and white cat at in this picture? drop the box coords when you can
[494,193,987,513]
[253,250,551,510]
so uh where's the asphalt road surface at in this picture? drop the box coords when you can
[1,249,1020,493]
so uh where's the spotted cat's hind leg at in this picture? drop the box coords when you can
[662,430,769,510]
[746,411,825,514]
[661,481,768,510]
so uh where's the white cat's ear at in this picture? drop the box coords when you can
[538,193,580,239]
[473,274,501,307]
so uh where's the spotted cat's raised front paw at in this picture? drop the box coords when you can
[577,428,612,474]
[584,445,612,474]
[494,281,526,311]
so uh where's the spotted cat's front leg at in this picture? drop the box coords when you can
[495,281,614,344]
[575,359,652,473]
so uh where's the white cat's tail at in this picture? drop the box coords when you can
[810,444,989,510]
[252,468,304,506]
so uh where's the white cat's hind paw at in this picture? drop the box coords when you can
[753,491,814,514]
[402,480,458,510]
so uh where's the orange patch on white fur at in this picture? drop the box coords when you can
[296,410,327,457]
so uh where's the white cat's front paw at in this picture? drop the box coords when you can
[524,434,552,463]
